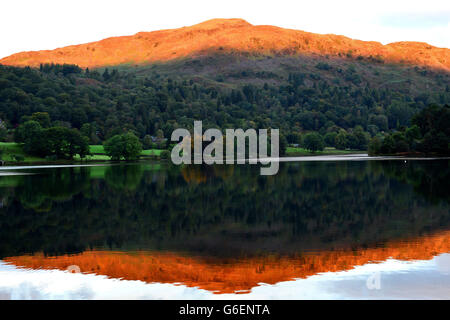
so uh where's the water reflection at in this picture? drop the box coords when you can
[0,159,449,297]
[3,230,450,294]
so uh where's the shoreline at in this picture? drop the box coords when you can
[1,154,448,171]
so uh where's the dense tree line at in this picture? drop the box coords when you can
[15,119,89,159]
[369,104,450,155]
[0,64,448,151]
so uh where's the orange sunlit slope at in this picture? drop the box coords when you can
[4,230,450,294]
[1,19,449,70]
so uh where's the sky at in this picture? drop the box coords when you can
[1,0,449,59]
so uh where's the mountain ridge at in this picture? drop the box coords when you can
[1,18,449,70]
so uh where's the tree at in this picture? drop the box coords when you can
[103,135,123,160]
[142,135,153,149]
[41,127,89,159]
[346,133,359,150]
[104,132,142,160]
[347,126,368,150]
[102,68,110,81]
[71,108,88,129]
[368,136,382,155]
[42,127,89,159]
[405,125,421,142]
[324,132,337,147]
[412,104,449,155]
[156,129,164,140]
[15,120,42,144]
[81,123,100,144]
[387,101,414,128]
[335,130,348,150]
[30,112,51,128]
[368,105,449,156]
[286,132,301,144]
[122,132,142,160]
[380,135,395,154]
[392,132,409,153]
[279,134,288,156]
[0,127,6,141]
[66,129,90,158]
[420,132,448,154]
[369,114,388,132]
[412,104,450,138]
[303,133,325,152]
[16,121,89,159]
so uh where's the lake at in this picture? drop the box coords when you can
[0,156,449,299]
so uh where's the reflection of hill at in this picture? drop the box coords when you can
[5,230,450,294]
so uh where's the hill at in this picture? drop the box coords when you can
[0,19,449,150]
[1,18,449,71]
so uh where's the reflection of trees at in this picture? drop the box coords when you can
[381,160,449,205]
[181,165,208,184]
[104,164,143,192]
[6,168,91,211]
[0,160,449,258]
[181,165,235,184]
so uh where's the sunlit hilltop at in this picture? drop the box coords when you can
[1,18,449,70]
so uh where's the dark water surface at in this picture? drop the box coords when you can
[0,158,449,299]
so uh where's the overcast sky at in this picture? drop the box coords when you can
[1,0,449,59]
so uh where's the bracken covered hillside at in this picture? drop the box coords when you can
[1,19,449,70]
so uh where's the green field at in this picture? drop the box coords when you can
[1,143,166,163]
[89,145,163,157]
[140,149,163,156]
[0,142,46,162]
[73,154,112,161]
[286,146,365,156]
[89,145,106,154]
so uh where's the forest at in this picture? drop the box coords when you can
[0,61,449,158]
[369,104,450,155]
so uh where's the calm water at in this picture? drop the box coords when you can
[0,157,449,299]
